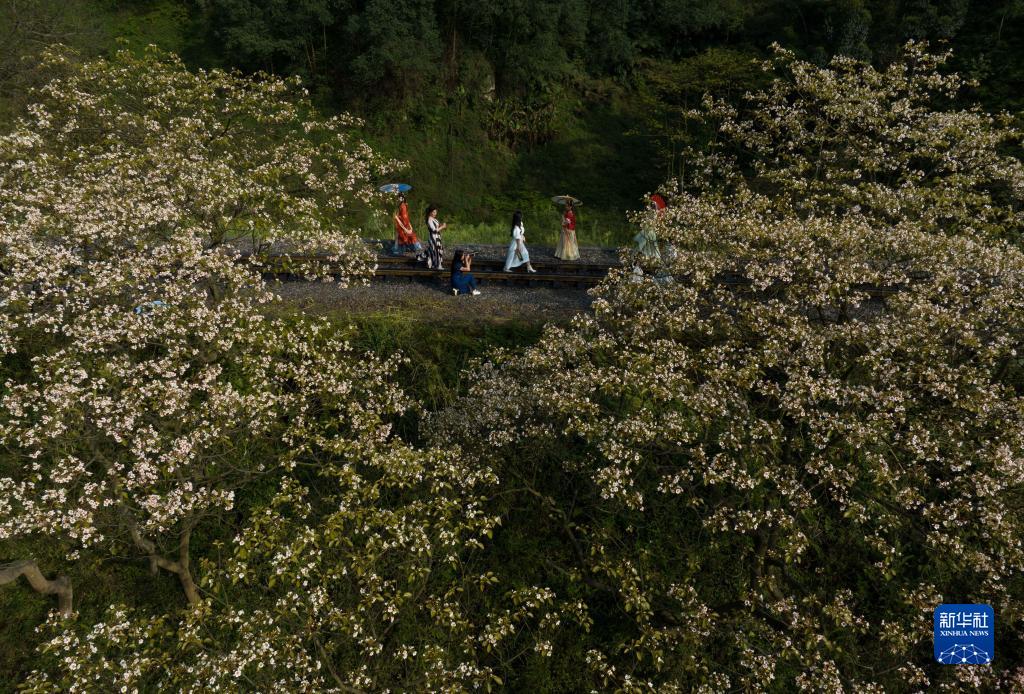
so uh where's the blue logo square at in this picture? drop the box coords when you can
[934,604,994,664]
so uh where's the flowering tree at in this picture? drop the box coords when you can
[9,39,1024,693]
[0,45,400,610]
[427,47,1024,690]
[686,42,1023,240]
[0,43,398,274]
[21,442,588,692]
[1,45,583,690]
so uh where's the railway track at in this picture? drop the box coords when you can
[373,255,615,287]
[261,250,620,288]
[256,244,915,298]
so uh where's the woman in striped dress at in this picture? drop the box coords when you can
[425,206,446,270]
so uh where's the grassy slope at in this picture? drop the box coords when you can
[363,90,661,249]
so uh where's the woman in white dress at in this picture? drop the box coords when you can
[503,210,536,273]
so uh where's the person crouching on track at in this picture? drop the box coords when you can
[451,250,481,296]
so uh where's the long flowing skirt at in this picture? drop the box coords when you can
[394,223,423,256]
[634,227,661,260]
[504,239,530,270]
[393,239,424,256]
[427,230,444,269]
[554,228,580,260]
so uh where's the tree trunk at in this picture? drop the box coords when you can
[129,522,200,606]
[0,560,73,617]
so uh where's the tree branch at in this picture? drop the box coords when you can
[128,521,200,606]
[0,560,73,617]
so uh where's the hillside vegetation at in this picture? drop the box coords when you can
[1,1,1021,241]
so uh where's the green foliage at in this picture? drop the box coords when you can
[0,1,107,119]
[103,0,192,55]
[952,0,1024,113]
[0,307,551,688]
[345,0,442,100]
[338,313,547,416]
[685,43,1024,241]
[0,537,182,689]
[3,2,1024,691]
[4,1,1024,251]
[486,94,560,150]
[358,85,658,245]
[362,102,516,224]
[636,47,767,183]
[203,0,342,76]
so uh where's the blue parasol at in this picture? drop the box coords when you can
[133,300,167,315]
[379,183,412,194]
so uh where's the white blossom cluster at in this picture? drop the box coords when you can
[683,41,1023,241]
[22,450,591,692]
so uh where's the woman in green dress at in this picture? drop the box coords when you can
[634,193,665,260]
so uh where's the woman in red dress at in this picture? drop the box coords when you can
[393,194,424,259]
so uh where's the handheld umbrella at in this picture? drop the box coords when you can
[551,194,582,206]
[379,183,413,194]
